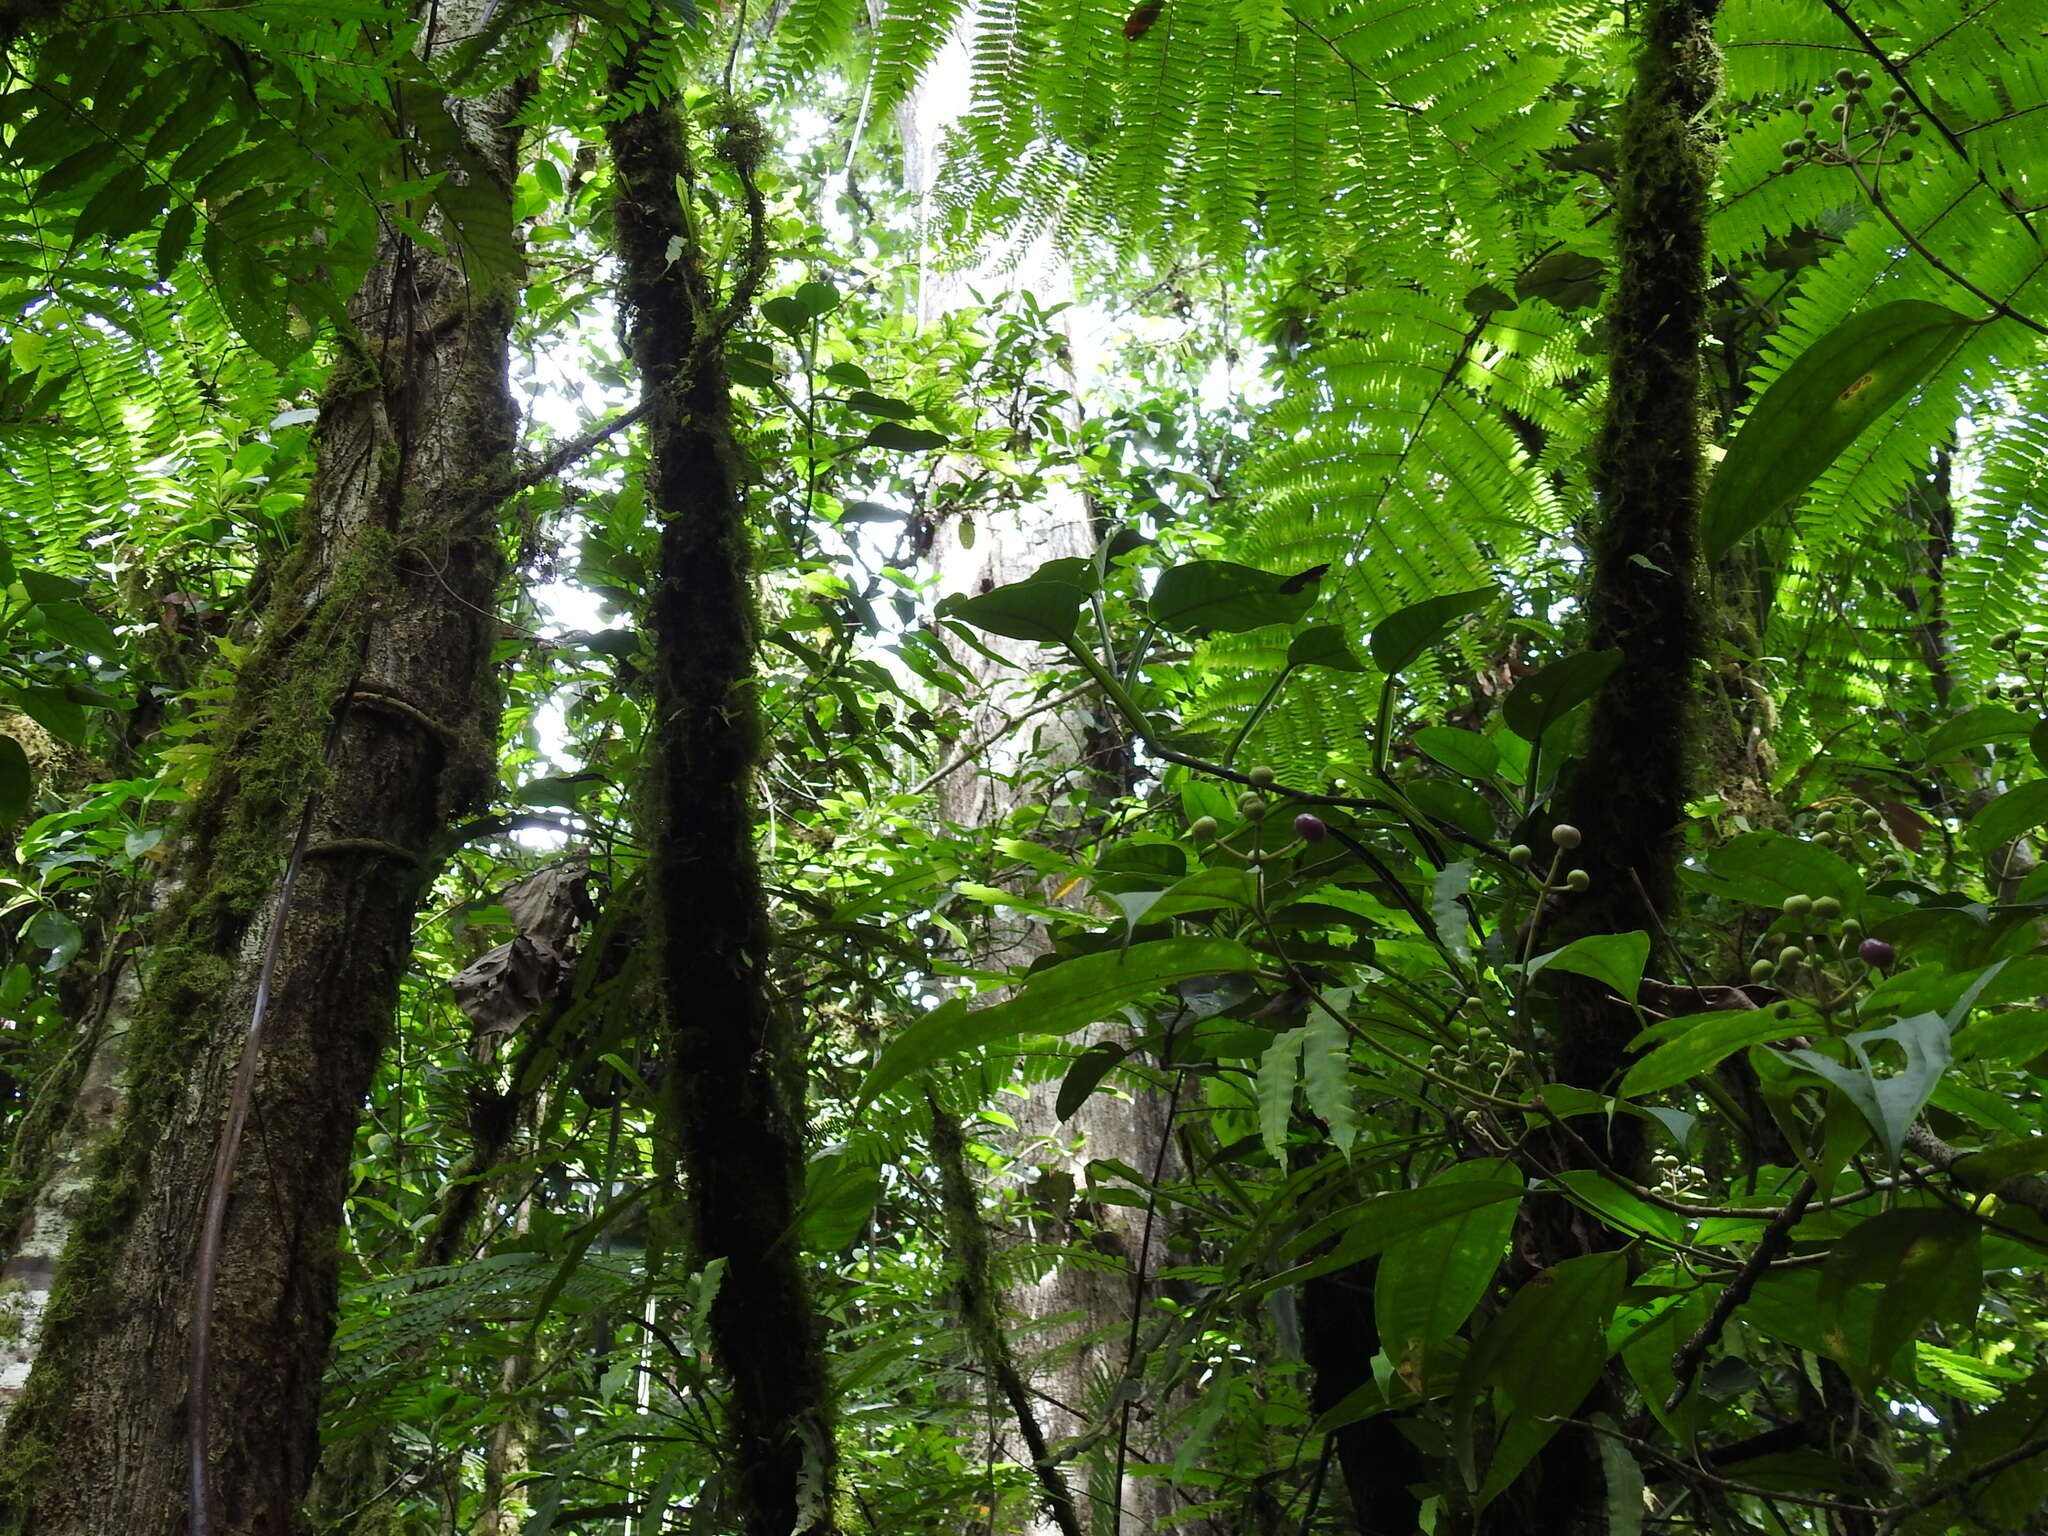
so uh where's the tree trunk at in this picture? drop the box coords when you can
[900,31,1191,1536]
[1493,2,1722,1532]
[604,37,836,1536]
[0,8,524,1529]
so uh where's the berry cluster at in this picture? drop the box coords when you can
[1778,70,1923,176]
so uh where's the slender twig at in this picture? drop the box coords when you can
[1663,1178,1816,1414]
[495,399,651,500]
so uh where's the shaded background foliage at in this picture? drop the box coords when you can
[3,0,2048,1532]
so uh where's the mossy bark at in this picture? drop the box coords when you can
[1495,3,1722,1533]
[0,15,523,1529]
[604,42,835,1536]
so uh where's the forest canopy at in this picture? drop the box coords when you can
[2,1,2048,1534]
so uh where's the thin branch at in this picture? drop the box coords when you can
[495,400,652,500]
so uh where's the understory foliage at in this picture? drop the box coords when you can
[3,0,2048,1534]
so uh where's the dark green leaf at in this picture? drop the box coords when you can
[1057,1041,1128,1121]
[0,734,29,827]
[30,600,120,656]
[1149,560,1317,636]
[1779,1011,1951,1165]
[859,939,1261,1102]
[1375,1158,1520,1395]
[1530,930,1649,1005]
[1700,301,1974,560]
[1501,650,1621,741]
[1922,705,2033,762]
[1286,625,1364,672]
[938,572,1089,646]
[1412,726,1498,782]
[864,422,950,451]
[1967,780,2048,852]
[1370,587,1495,674]
[845,390,917,420]
[1622,1009,1804,1097]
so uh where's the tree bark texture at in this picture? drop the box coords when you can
[1493,3,1721,1533]
[604,41,837,1536]
[899,31,1198,1533]
[0,11,523,1529]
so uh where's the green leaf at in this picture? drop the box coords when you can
[1457,1250,1628,1502]
[155,201,197,278]
[864,422,950,451]
[27,908,82,972]
[844,389,917,420]
[1369,586,1494,674]
[1779,1011,1952,1166]
[1375,1157,1520,1395]
[1301,1009,1356,1155]
[761,295,812,335]
[1553,1168,1682,1244]
[1257,1027,1304,1159]
[0,735,28,827]
[1286,624,1365,672]
[1502,650,1622,741]
[1703,830,1863,909]
[1622,1009,1803,1097]
[1056,1040,1127,1121]
[1700,301,1974,560]
[1819,1207,1979,1384]
[1530,930,1649,1005]
[938,572,1089,646]
[10,686,89,745]
[792,278,842,317]
[800,1150,880,1252]
[859,939,1262,1102]
[30,600,121,657]
[1966,779,2048,852]
[1430,860,1475,964]
[1148,560,1318,636]
[1412,726,1498,782]
[1252,1181,1525,1296]
[1922,705,2033,762]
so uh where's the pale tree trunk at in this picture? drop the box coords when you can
[0,5,525,1529]
[901,33,1188,1536]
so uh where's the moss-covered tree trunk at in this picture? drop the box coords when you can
[603,38,836,1536]
[1494,2,1721,1531]
[0,9,523,1530]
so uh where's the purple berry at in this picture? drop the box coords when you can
[1859,937,1895,969]
[1295,813,1328,843]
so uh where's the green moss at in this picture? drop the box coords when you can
[0,524,402,1520]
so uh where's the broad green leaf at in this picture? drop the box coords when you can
[1148,559,1317,636]
[1252,1181,1525,1296]
[1780,1011,1952,1166]
[938,572,1088,646]
[1950,1135,2048,1190]
[10,686,88,746]
[1593,1411,1645,1536]
[1056,1040,1127,1121]
[859,939,1261,1102]
[1700,301,1974,560]
[1301,1009,1356,1155]
[1819,1207,1979,1384]
[1457,1250,1628,1502]
[1622,1009,1803,1097]
[1966,779,2048,852]
[800,1150,880,1252]
[1375,1157,1520,1396]
[1922,705,2033,762]
[1502,650,1622,741]
[0,735,28,827]
[1368,586,1495,674]
[792,278,842,317]
[1703,830,1862,909]
[1530,930,1649,1005]
[1286,625,1365,672]
[1412,726,1497,782]
[844,389,917,420]
[27,908,82,972]
[1257,1027,1304,1159]
[864,422,950,451]
[1553,1169,1681,1244]
[30,606,121,659]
